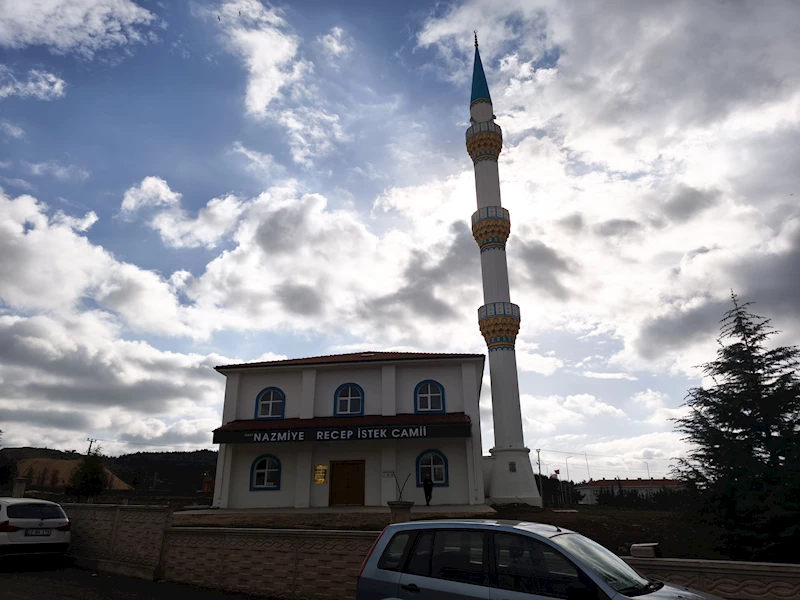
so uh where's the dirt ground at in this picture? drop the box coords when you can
[172,504,722,560]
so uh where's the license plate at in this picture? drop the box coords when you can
[24,529,51,536]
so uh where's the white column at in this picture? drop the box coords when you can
[300,369,316,419]
[487,350,525,449]
[294,449,312,508]
[212,443,228,507]
[216,444,234,509]
[461,362,485,504]
[380,443,397,505]
[474,160,502,208]
[221,373,240,424]
[381,365,396,416]
[480,251,511,303]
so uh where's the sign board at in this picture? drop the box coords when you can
[213,422,471,444]
[382,471,395,479]
[313,465,328,484]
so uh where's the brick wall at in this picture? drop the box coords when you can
[161,527,379,600]
[62,504,170,568]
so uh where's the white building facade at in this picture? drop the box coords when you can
[212,352,486,509]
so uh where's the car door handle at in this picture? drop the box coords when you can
[401,583,420,592]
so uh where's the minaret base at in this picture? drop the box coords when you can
[487,447,543,507]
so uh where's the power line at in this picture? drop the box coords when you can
[91,437,207,449]
[539,447,682,461]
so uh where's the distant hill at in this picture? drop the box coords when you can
[17,458,133,491]
[107,450,217,494]
[1,447,217,496]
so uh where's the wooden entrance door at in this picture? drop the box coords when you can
[329,460,365,505]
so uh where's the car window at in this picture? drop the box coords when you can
[494,532,582,599]
[431,529,488,586]
[7,504,66,519]
[378,531,414,571]
[406,530,434,577]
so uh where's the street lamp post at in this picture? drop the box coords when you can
[565,456,573,482]
[644,461,651,479]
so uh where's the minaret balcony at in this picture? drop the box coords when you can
[466,121,503,163]
[472,206,510,252]
[478,302,521,351]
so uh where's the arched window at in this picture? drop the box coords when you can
[254,387,285,420]
[415,380,445,413]
[416,450,448,487]
[251,455,281,491]
[334,383,364,416]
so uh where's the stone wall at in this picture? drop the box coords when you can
[625,557,800,600]
[62,504,170,572]
[60,506,800,600]
[161,527,378,600]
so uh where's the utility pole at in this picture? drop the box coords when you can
[152,471,158,490]
[565,456,572,482]
[585,453,591,480]
[644,461,651,479]
[86,438,97,455]
[536,449,542,488]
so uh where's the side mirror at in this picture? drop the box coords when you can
[567,584,598,600]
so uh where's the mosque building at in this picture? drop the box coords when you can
[211,36,543,509]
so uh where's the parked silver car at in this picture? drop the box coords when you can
[356,520,721,600]
[0,498,71,557]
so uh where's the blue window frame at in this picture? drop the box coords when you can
[334,382,364,416]
[250,454,281,491]
[416,449,449,487]
[254,387,285,420]
[414,380,445,414]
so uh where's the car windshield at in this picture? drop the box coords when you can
[7,503,66,520]
[552,533,650,594]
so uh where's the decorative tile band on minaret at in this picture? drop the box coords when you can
[468,32,543,507]
[472,206,510,252]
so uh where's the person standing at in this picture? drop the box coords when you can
[423,474,434,506]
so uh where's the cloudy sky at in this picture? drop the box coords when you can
[1,0,799,482]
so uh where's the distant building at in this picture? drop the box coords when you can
[575,478,681,505]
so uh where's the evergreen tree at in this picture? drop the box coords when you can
[674,293,800,560]
[66,449,110,501]
[49,469,60,488]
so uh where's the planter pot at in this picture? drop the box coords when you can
[387,500,414,524]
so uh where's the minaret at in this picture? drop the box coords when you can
[467,33,543,506]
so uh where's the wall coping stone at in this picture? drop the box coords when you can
[167,526,381,539]
[61,503,170,511]
[624,557,800,575]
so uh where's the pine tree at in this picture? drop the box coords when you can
[674,293,800,560]
[66,450,110,501]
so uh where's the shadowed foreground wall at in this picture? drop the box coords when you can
[161,527,377,599]
[62,505,800,600]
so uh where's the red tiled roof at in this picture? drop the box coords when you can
[215,351,485,372]
[576,479,680,488]
[215,412,471,433]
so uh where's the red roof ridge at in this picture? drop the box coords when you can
[216,350,485,371]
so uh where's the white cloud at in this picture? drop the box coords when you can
[317,26,351,58]
[0,65,66,100]
[121,176,182,213]
[0,120,25,139]
[26,160,89,181]
[581,371,639,381]
[0,0,158,59]
[208,0,307,119]
[231,141,280,179]
[208,1,349,166]
[279,107,349,166]
[516,339,564,375]
[632,389,689,425]
[520,393,624,436]
[0,177,36,192]
[0,188,191,337]
[121,176,245,249]
[149,194,247,249]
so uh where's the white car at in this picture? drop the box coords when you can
[0,498,71,557]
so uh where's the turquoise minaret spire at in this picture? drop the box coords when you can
[471,32,492,106]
